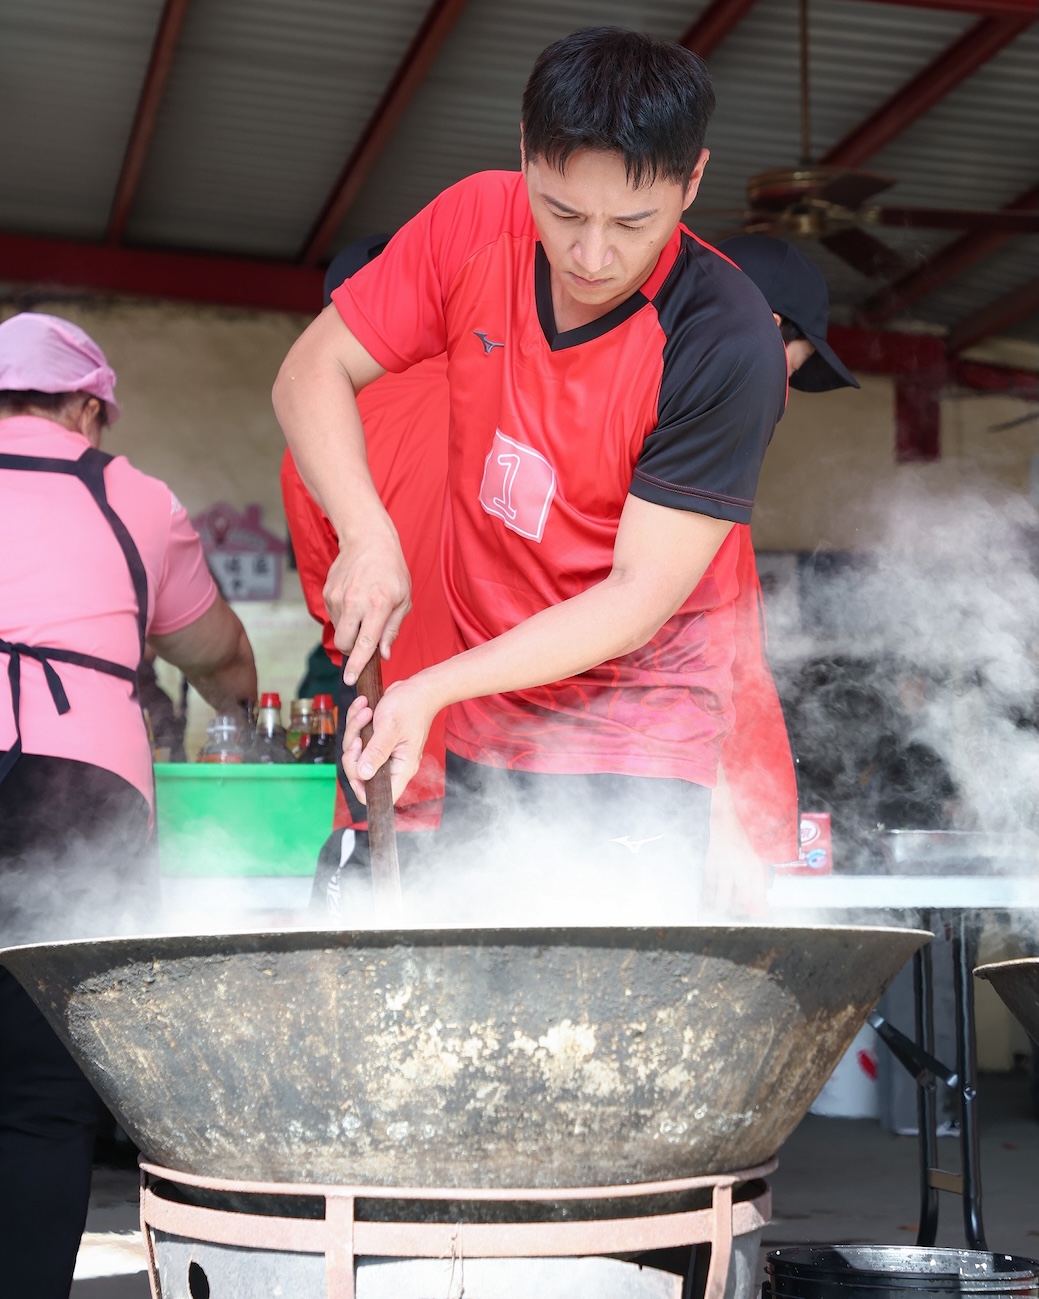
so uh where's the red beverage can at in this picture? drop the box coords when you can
[774,811,833,876]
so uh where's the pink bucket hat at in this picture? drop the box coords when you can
[0,312,120,421]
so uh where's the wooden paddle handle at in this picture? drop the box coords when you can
[356,653,403,916]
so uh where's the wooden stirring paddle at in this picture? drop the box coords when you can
[356,653,403,918]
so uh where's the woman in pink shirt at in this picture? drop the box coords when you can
[0,312,257,1299]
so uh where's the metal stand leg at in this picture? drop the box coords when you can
[914,922,940,1247]
[952,911,986,1249]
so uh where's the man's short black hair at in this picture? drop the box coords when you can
[521,26,715,189]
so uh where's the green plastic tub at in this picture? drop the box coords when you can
[154,763,338,877]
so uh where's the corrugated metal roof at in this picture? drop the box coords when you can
[337,0,709,244]
[0,0,1035,346]
[0,0,166,238]
[126,0,434,256]
[866,23,1039,333]
[925,240,1039,343]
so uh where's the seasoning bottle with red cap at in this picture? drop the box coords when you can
[297,693,336,763]
[247,692,294,763]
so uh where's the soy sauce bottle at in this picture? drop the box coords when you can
[298,693,336,763]
[248,693,294,763]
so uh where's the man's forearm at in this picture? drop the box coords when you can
[410,505,732,716]
[349,503,732,794]
[411,567,690,719]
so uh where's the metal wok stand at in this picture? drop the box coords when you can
[139,1158,776,1299]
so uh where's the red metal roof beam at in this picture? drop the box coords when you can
[106,0,193,245]
[827,324,946,373]
[821,14,1033,170]
[679,0,761,59]
[955,355,1039,394]
[952,358,1038,397]
[946,279,1039,353]
[0,232,323,314]
[300,0,471,267]
[860,184,1039,325]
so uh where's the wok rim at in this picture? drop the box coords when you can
[0,921,934,961]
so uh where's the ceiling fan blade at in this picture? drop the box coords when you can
[820,227,909,279]
[816,171,897,209]
[871,206,1039,234]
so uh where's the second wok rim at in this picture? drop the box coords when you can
[975,955,1039,979]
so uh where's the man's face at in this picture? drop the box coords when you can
[523,146,708,323]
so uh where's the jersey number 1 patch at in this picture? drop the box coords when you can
[478,430,556,542]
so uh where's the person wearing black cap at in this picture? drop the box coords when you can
[704,235,859,911]
[717,234,860,393]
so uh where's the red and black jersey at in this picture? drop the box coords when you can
[334,170,787,786]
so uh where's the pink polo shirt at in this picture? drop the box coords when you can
[0,415,218,807]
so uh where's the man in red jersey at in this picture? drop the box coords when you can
[274,28,787,892]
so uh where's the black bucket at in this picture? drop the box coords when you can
[764,1246,1039,1298]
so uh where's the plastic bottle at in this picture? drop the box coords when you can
[298,693,336,764]
[197,714,244,763]
[286,699,313,759]
[247,692,294,764]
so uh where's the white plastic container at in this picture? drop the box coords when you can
[809,1022,880,1119]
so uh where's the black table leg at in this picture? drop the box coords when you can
[914,915,940,1248]
[952,911,986,1249]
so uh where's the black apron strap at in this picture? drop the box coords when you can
[74,449,149,662]
[0,639,136,785]
[0,448,151,786]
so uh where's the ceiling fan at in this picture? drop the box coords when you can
[708,0,1038,279]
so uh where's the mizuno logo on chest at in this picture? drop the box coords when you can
[473,330,504,355]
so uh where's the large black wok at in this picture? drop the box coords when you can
[1,924,927,1188]
[975,957,1039,1045]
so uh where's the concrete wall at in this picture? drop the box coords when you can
[0,298,306,536]
[754,377,1037,553]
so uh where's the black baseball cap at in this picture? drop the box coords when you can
[717,235,859,392]
[322,233,391,306]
